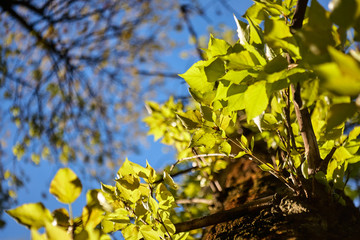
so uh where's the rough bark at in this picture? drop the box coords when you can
[201,160,360,240]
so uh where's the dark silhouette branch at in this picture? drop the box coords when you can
[290,0,309,31]
[174,195,275,233]
[137,70,182,79]
[180,5,204,60]
[319,147,337,172]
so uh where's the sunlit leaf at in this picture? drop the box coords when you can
[219,141,231,155]
[326,103,357,130]
[6,203,53,229]
[244,81,268,120]
[179,61,215,94]
[45,221,70,240]
[140,225,160,240]
[204,34,231,59]
[189,129,216,149]
[49,168,82,204]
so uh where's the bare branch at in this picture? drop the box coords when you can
[176,198,214,205]
[180,5,204,60]
[137,70,182,79]
[174,195,275,233]
[170,153,235,171]
[287,0,321,177]
[290,0,309,31]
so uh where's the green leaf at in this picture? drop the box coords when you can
[189,88,216,105]
[179,61,215,94]
[244,81,268,120]
[263,55,288,74]
[205,34,231,58]
[140,225,160,240]
[264,18,299,58]
[259,163,275,171]
[122,225,141,240]
[226,84,247,111]
[31,229,46,240]
[301,160,309,179]
[163,171,178,190]
[160,218,176,235]
[318,46,360,96]
[241,135,248,148]
[174,232,190,240]
[220,69,258,84]
[204,57,225,82]
[129,161,152,181]
[315,62,360,96]
[45,221,71,240]
[234,15,249,45]
[333,146,353,164]
[200,105,213,122]
[105,208,130,225]
[246,16,263,45]
[156,183,176,210]
[245,3,267,24]
[219,141,231,155]
[6,202,53,229]
[148,196,159,213]
[52,208,69,228]
[326,103,357,130]
[176,110,202,130]
[235,151,246,158]
[330,0,359,29]
[349,126,360,140]
[260,113,279,130]
[82,206,104,229]
[221,51,260,70]
[189,129,216,149]
[49,168,82,204]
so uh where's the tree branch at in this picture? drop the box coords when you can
[180,5,204,60]
[174,195,275,233]
[291,83,321,176]
[176,198,214,205]
[136,70,182,79]
[290,0,309,31]
[287,0,321,176]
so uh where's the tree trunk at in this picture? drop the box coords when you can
[202,159,360,240]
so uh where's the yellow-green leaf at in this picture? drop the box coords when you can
[45,221,71,240]
[6,202,53,229]
[219,141,231,155]
[244,81,268,121]
[31,229,46,240]
[140,225,160,240]
[49,168,82,204]
[163,171,178,190]
[178,61,215,94]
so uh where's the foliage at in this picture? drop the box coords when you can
[5,0,360,239]
[0,0,240,226]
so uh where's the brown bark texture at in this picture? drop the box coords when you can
[201,159,360,240]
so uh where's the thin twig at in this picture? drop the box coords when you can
[176,198,214,205]
[180,5,204,60]
[170,153,235,171]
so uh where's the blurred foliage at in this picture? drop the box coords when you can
[0,0,245,227]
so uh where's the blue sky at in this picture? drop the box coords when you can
[0,0,330,239]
